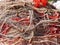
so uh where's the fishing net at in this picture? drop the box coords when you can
[0,0,60,45]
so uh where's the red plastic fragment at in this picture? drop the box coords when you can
[33,0,48,7]
[41,0,48,6]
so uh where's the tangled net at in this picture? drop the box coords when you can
[0,0,60,45]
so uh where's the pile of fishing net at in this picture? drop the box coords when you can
[0,0,60,45]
